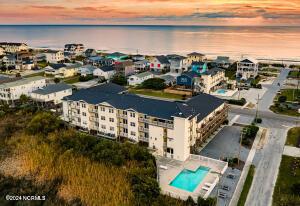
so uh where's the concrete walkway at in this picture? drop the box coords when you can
[283,146,300,157]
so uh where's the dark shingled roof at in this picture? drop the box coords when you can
[48,63,66,70]
[64,83,224,121]
[156,55,170,64]
[182,71,199,79]
[32,83,72,95]
[99,65,115,72]
[187,52,205,56]
[202,67,224,76]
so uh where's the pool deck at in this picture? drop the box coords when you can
[157,154,228,201]
[211,88,238,98]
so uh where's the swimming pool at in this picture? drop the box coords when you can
[216,89,227,94]
[169,166,210,192]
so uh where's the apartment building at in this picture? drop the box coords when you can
[198,68,227,94]
[0,42,28,53]
[62,83,228,161]
[31,83,72,105]
[185,52,206,66]
[43,50,64,63]
[0,76,47,103]
[236,58,258,80]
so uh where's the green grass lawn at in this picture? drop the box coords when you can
[251,75,261,85]
[24,71,45,77]
[225,69,236,80]
[260,67,280,73]
[288,70,300,79]
[269,105,300,117]
[237,165,255,206]
[273,155,300,206]
[285,127,300,147]
[128,88,184,100]
[277,89,300,102]
[63,76,80,84]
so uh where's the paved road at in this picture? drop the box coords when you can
[258,68,290,111]
[230,106,300,124]
[245,121,289,206]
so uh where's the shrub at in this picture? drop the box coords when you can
[197,196,217,206]
[26,112,61,136]
[79,75,93,82]
[54,78,60,83]
[278,95,287,103]
[112,74,127,86]
[227,98,246,106]
[254,118,262,124]
[141,78,166,90]
[291,183,300,196]
[243,125,259,139]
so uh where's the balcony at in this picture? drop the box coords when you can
[119,132,128,137]
[117,114,128,118]
[139,127,149,132]
[89,117,99,122]
[88,108,98,113]
[139,136,149,142]
[138,117,150,123]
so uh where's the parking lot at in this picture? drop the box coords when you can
[198,126,251,206]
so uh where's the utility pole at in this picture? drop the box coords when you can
[255,94,261,121]
[238,128,246,166]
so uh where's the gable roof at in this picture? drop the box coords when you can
[181,71,200,79]
[187,52,205,56]
[201,67,224,76]
[48,63,66,70]
[240,58,258,64]
[133,71,153,78]
[156,55,170,64]
[32,83,72,95]
[99,65,115,72]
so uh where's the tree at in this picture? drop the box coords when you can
[141,78,166,90]
[54,78,60,84]
[112,74,127,86]
[19,94,30,105]
[197,196,216,206]
[291,183,300,196]
[26,112,61,136]
[15,73,21,77]
[278,95,287,103]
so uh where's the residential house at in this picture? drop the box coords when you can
[149,56,170,72]
[55,63,80,78]
[132,54,145,61]
[64,44,84,58]
[78,65,97,76]
[198,68,227,94]
[107,52,128,61]
[93,65,116,79]
[115,60,135,76]
[214,56,230,69]
[43,50,64,63]
[2,54,16,68]
[191,61,208,74]
[159,75,176,86]
[85,56,114,67]
[84,49,97,57]
[45,63,67,76]
[185,52,206,66]
[176,71,200,89]
[31,83,72,105]
[62,83,228,161]
[167,54,187,74]
[0,76,46,103]
[0,47,4,55]
[236,58,258,80]
[133,59,149,72]
[128,71,154,86]
[0,42,28,53]
[15,59,35,70]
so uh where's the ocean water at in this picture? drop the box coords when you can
[0,25,299,60]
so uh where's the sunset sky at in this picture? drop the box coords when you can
[1,0,300,26]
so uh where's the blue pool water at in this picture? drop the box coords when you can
[216,89,227,94]
[170,166,210,192]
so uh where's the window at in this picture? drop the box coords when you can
[101,125,106,129]
[109,108,114,113]
[110,127,114,131]
[95,122,99,127]
[123,111,127,115]
[167,148,174,154]
[144,123,149,128]
[82,112,86,116]
[94,106,98,109]
[130,122,135,127]
[157,64,160,68]
[130,112,135,118]
[123,128,128,133]
[82,103,86,108]
[109,118,114,122]
[130,131,136,136]
[101,116,105,120]
[95,113,99,118]
[100,107,105,112]
[150,63,154,67]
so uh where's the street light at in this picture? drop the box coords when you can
[238,128,247,166]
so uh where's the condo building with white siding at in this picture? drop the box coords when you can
[0,76,47,103]
[62,83,228,161]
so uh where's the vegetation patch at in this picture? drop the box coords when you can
[237,165,255,206]
[129,88,184,100]
[288,70,300,79]
[285,127,300,148]
[273,156,300,206]
[227,98,246,106]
